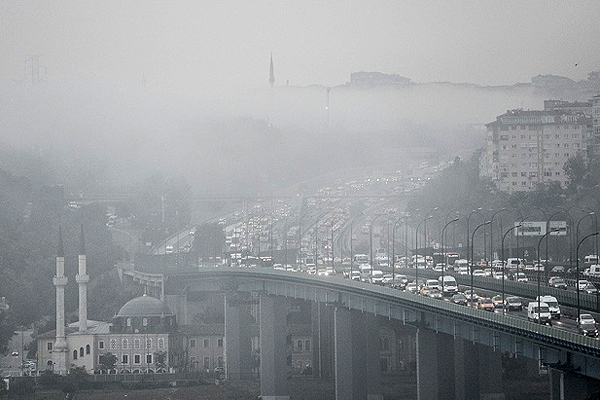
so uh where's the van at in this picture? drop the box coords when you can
[506,258,523,270]
[536,296,560,319]
[439,275,458,295]
[584,264,600,278]
[454,259,468,272]
[527,301,551,324]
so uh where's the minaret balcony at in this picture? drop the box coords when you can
[76,274,90,284]
[53,276,68,286]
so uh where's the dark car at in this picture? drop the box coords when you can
[451,294,468,306]
[578,323,599,338]
[504,296,523,311]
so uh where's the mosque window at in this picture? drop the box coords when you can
[158,338,165,349]
[142,318,148,327]
[73,350,78,360]
[122,339,129,349]
[47,342,53,351]
[134,339,140,349]
[98,341,104,349]
[126,318,131,327]
[146,338,152,349]
[79,347,84,357]
[110,339,117,349]
[86,344,90,354]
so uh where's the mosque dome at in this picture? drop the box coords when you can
[116,294,172,317]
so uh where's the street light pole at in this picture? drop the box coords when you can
[370,214,386,274]
[537,229,557,324]
[470,221,491,304]
[441,218,459,294]
[349,213,363,278]
[502,223,522,313]
[415,216,432,289]
[489,208,506,264]
[392,216,407,283]
[577,232,599,319]
[466,208,483,270]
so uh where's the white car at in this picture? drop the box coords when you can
[472,269,486,277]
[577,313,597,326]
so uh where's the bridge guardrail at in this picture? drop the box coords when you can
[394,268,600,312]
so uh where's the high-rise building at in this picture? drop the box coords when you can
[481,109,590,192]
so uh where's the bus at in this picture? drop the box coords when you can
[433,252,460,266]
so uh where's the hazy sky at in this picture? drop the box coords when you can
[2,0,600,92]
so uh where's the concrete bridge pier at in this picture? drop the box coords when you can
[334,308,383,400]
[418,332,505,400]
[260,294,290,400]
[224,294,253,381]
[549,368,600,400]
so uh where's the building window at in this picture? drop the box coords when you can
[297,340,303,351]
[110,339,117,350]
[203,356,210,369]
[158,338,165,349]
[73,350,78,360]
[86,344,90,355]
[126,318,131,327]
[47,342,53,351]
[80,347,84,357]
[217,338,223,347]
[122,354,129,364]
[134,339,140,349]
[146,354,152,364]
[305,340,311,352]
[122,339,128,349]
[142,318,148,327]
[98,341,104,350]
[134,355,141,364]
[217,356,224,368]
[203,339,209,348]
[146,338,152,349]
[190,339,196,348]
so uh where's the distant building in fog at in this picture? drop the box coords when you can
[350,71,411,87]
[544,99,592,115]
[481,108,590,192]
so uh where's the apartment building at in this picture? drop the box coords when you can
[482,109,590,192]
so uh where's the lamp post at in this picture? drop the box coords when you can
[576,212,595,261]
[415,216,433,289]
[502,223,522,313]
[470,221,491,304]
[314,211,330,274]
[582,207,598,258]
[392,216,407,283]
[546,209,569,281]
[423,207,439,261]
[466,208,483,271]
[537,228,558,323]
[489,208,506,264]
[445,209,460,252]
[441,218,459,294]
[349,213,364,278]
[577,232,599,319]
[370,214,386,274]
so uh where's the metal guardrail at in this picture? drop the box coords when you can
[165,267,600,358]
[394,268,600,312]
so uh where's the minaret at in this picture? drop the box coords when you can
[76,224,89,331]
[52,226,69,375]
[269,53,275,87]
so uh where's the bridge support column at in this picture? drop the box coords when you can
[225,294,252,381]
[416,328,455,400]
[260,294,289,400]
[312,302,334,379]
[454,339,505,400]
[549,368,600,400]
[334,309,382,400]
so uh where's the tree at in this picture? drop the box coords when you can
[154,350,168,372]
[563,153,587,193]
[98,352,117,373]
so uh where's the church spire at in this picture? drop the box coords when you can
[269,53,275,87]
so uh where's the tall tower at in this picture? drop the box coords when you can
[269,53,275,87]
[76,224,89,331]
[52,226,69,375]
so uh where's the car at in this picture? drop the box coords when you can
[578,280,591,291]
[369,270,384,285]
[451,294,468,306]
[472,269,486,277]
[492,295,504,308]
[11,350,19,357]
[513,272,528,282]
[405,282,418,294]
[582,283,598,294]
[477,298,495,311]
[504,296,523,311]
[425,279,440,291]
[551,265,565,273]
[492,271,504,280]
[427,288,443,299]
[165,245,174,254]
[348,270,361,281]
[577,314,597,326]
[548,276,567,290]
[464,290,479,302]
[578,323,599,338]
